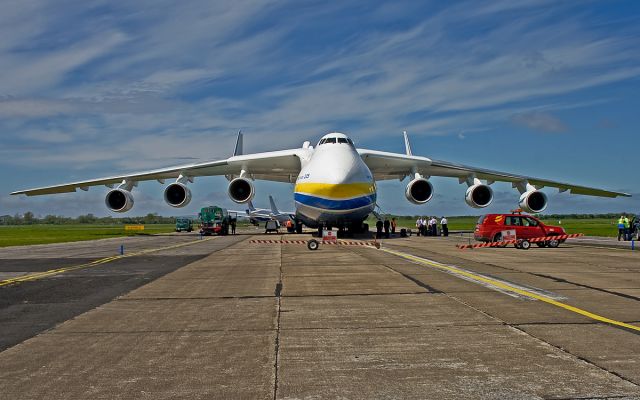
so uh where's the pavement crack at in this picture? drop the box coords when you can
[530,273,640,302]
[514,325,640,387]
[273,240,283,400]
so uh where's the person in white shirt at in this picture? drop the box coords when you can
[440,216,448,237]
[430,217,438,236]
[416,217,423,236]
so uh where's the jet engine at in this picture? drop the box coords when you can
[519,190,548,213]
[465,184,493,208]
[105,188,134,213]
[405,178,433,204]
[228,177,255,203]
[164,182,192,208]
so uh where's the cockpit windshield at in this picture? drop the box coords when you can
[318,136,354,146]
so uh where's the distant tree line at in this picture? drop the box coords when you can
[0,212,177,226]
[537,213,635,219]
[401,213,635,220]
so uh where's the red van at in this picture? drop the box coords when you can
[474,212,566,247]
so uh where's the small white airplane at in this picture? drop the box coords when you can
[267,195,296,225]
[230,200,272,225]
[230,196,294,226]
[11,131,630,235]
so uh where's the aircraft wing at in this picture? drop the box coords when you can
[11,149,304,196]
[358,149,630,198]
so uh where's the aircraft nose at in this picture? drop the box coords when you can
[326,158,363,184]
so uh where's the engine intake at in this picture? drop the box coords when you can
[519,190,548,213]
[228,177,255,203]
[105,189,134,213]
[405,178,433,204]
[465,184,493,208]
[164,182,192,208]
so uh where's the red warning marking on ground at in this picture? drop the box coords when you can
[456,233,584,250]
[249,239,378,247]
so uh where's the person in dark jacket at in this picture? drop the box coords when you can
[383,218,391,238]
[376,219,384,239]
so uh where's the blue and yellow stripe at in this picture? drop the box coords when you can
[294,182,376,211]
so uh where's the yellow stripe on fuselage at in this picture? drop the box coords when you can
[294,182,376,199]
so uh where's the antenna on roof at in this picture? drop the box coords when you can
[233,130,243,156]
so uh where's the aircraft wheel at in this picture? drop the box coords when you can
[307,239,319,251]
[547,238,560,248]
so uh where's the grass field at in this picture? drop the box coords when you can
[368,216,623,237]
[0,217,627,248]
[0,224,176,247]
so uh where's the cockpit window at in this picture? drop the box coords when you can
[326,137,337,143]
[338,138,348,144]
[347,138,354,145]
[319,139,326,145]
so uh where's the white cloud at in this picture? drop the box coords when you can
[510,111,568,133]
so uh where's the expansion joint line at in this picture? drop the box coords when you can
[380,247,640,334]
[0,237,216,287]
[273,238,284,400]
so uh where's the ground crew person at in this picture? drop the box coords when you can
[391,218,397,235]
[624,215,631,241]
[230,218,236,235]
[618,215,629,241]
[440,216,448,237]
[376,219,384,239]
[416,217,423,236]
[383,218,390,238]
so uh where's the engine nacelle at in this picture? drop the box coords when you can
[405,178,434,204]
[105,189,134,213]
[465,184,494,208]
[519,190,548,213]
[164,182,192,208]
[228,177,255,204]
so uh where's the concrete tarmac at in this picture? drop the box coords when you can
[0,231,639,399]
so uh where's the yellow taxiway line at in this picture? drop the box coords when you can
[381,247,640,333]
[0,237,215,287]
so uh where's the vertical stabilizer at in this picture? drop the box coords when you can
[269,195,280,214]
[233,131,243,156]
[403,131,412,156]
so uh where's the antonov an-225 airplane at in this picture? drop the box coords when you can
[11,132,630,234]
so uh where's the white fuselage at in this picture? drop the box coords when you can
[293,141,376,228]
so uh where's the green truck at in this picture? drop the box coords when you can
[199,206,235,235]
[175,217,194,232]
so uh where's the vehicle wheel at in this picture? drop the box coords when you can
[520,240,531,250]
[307,239,319,251]
[493,234,508,248]
[547,238,560,248]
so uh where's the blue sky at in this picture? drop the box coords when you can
[1,0,638,217]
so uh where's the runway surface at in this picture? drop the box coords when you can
[0,231,639,399]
